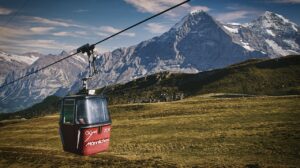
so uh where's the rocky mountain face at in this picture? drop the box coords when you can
[0,51,42,84]
[0,51,87,112]
[87,10,299,90]
[225,11,299,58]
[0,11,299,113]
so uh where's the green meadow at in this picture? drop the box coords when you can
[0,95,299,167]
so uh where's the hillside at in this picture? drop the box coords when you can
[0,96,60,121]
[99,55,300,104]
[0,95,299,167]
[1,55,299,119]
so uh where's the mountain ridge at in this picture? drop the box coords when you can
[1,11,300,113]
[100,54,300,104]
[1,54,299,118]
[0,51,42,84]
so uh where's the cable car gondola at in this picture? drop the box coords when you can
[59,44,112,155]
[59,93,111,155]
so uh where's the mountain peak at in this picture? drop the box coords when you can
[189,9,207,16]
[260,11,299,27]
[171,11,215,30]
[263,11,275,16]
[59,50,68,56]
[246,11,298,32]
[188,10,212,19]
[261,11,288,22]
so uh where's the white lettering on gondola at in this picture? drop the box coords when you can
[85,138,110,147]
[104,127,111,133]
[84,130,97,142]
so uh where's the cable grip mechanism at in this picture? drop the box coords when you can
[77,43,98,77]
[77,43,98,94]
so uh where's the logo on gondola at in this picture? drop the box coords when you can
[86,138,110,147]
[84,130,97,142]
[104,127,111,133]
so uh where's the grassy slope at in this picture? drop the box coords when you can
[101,55,300,104]
[0,95,299,167]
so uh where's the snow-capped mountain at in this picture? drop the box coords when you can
[224,11,299,58]
[0,51,88,112]
[0,51,42,84]
[86,11,268,89]
[88,10,299,89]
[0,11,299,113]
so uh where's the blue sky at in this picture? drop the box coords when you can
[0,0,299,54]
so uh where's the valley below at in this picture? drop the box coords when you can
[0,95,299,167]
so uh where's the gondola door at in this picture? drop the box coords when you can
[59,99,81,154]
[76,97,112,155]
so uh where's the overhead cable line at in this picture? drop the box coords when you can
[94,0,190,46]
[0,0,190,89]
[0,52,79,89]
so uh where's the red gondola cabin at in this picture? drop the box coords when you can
[59,95,112,155]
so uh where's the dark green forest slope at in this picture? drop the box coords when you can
[1,55,299,120]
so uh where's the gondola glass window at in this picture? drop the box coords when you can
[76,98,109,124]
[63,99,75,124]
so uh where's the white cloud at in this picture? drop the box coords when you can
[0,23,90,53]
[0,26,33,38]
[74,9,89,13]
[22,40,73,49]
[98,26,135,37]
[0,25,77,54]
[215,10,261,23]
[269,0,300,3]
[215,11,249,22]
[124,0,210,17]
[52,31,87,37]
[96,32,109,37]
[30,27,55,34]
[124,0,187,13]
[0,38,76,54]
[74,31,87,35]
[190,6,211,13]
[0,25,56,38]
[29,17,70,27]
[0,6,13,15]
[53,31,75,37]
[24,16,83,28]
[145,22,169,34]
[100,26,121,33]
[95,46,112,53]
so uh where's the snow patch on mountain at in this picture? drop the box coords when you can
[229,22,241,26]
[223,25,239,34]
[266,29,276,37]
[0,51,39,65]
[265,39,290,56]
[283,39,299,49]
[240,40,255,51]
[238,11,300,57]
[0,51,42,84]
[274,12,298,31]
